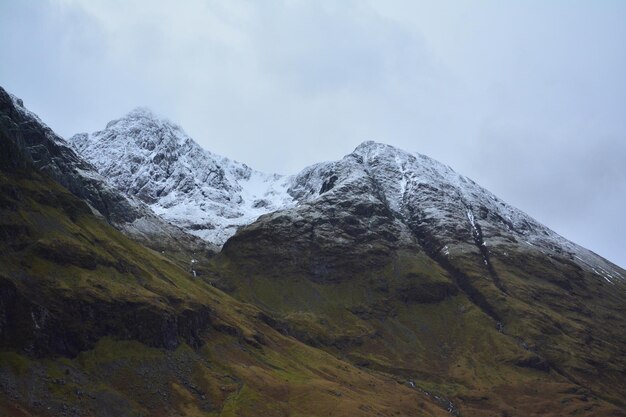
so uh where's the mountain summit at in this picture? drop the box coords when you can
[70,109,293,244]
[72,119,623,287]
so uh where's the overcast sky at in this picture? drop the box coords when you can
[1,0,625,268]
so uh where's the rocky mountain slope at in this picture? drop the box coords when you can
[215,143,626,415]
[0,87,448,417]
[71,107,622,287]
[0,87,218,271]
[2,87,626,416]
[69,109,294,245]
[279,140,624,285]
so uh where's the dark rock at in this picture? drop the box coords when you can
[0,276,214,357]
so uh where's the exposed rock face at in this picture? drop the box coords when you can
[0,87,218,255]
[218,142,626,415]
[223,152,417,283]
[227,140,624,287]
[0,87,138,225]
[0,275,214,357]
[69,111,624,290]
[69,109,294,245]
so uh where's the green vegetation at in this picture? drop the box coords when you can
[0,169,450,416]
[212,225,626,416]
[1,152,625,415]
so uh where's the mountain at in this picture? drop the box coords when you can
[214,140,626,415]
[69,109,294,245]
[239,139,623,285]
[2,87,626,416]
[70,106,626,415]
[0,89,449,416]
[70,109,622,288]
[68,109,623,286]
[0,87,220,275]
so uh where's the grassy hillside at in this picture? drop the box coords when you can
[213,225,626,416]
[0,166,449,417]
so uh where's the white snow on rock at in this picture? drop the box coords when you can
[70,108,296,245]
[70,116,624,284]
[319,141,623,281]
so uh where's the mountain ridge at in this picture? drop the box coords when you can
[69,108,295,245]
[70,110,623,284]
[214,136,626,414]
[0,87,219,269]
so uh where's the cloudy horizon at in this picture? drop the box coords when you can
[1,0,625,268]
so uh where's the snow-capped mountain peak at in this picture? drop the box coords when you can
[69,122,622,285]
[69,108,294,245]
[280,140,623,284]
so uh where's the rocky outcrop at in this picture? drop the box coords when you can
[222,173,416,283]
[68,108,625,291]
[69,108,294,245]
[223,140,624,289]
[216,141,626,414]
[0,87,218,257]
[0,276,214,357]
[0,87,139,225]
